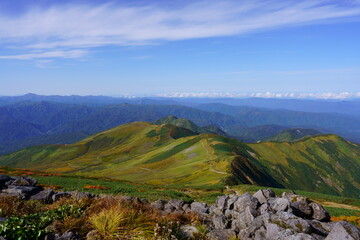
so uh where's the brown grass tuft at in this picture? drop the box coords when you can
[0,196,45,217]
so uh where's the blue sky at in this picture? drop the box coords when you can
[0,0,360,98]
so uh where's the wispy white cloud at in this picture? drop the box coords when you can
[157,92,360,99]
[0,50,88,60]
[0,0,360,60]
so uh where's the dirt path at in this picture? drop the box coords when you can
[139,167,154,172]
[319,201,360,211]
[209,169,228,175]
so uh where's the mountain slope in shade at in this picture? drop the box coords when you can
[0,122,359,198]
[152,115,227,136]
[263,128,322,142]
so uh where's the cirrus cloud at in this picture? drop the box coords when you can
[0,0,360,60]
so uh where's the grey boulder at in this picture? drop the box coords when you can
[309,202,330,222]
[30,188,55,203]
[325,221,360,240]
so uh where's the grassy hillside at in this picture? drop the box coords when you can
[0,121,359,198]
[263,128,322,142]
[226,124,288,142]
[0,122,241,186]
[152,115,227,136]
[247,135,360,197]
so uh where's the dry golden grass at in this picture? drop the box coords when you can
[85,196,205,240]
[89,206,126,239]
[0,196,45,217]
[331,215,360,227]
[0,193,206,239]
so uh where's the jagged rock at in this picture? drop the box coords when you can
[179,225,199,239]
[7,176,37,186]
[2,185,41,199]
[206,229,236,240]
[259,202,272,215]
[238,213,271,240]
[253,189,276,204]
[325,221,360,240]
[6,185,41,192]
[231,211,248,231]
[284,233,317,240]
[307,220,335,237]
[239,225,267,240]
[52,191,72,202]
[269,197,291,212]
[212,215,229,229]
[309,202,330,222]
[245,205,257,224]
[164,199,184,212]
[270,211,312,234]
[283,193,308,203]
[291,201,312,218]
[233,193,259,214]
[224,209,241,219]
[226,195,239,210]
[30,188,55,203]
[70,191,97,200]
[182,203,190,212]
[190,202,209,215]
[266,222,295,239]
[216,195,229,211]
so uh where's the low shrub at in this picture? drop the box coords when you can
[0,204,85,239]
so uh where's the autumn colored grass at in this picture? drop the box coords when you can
[84,185,110,190]
[331,215,360,227]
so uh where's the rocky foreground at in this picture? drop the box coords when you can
[0,175,359,240]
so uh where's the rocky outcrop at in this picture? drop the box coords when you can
[149,189,360,240]
[0,174,359,240]
[0,174,96,203]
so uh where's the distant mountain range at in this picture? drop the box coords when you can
[1,95,360,155]
[0,120,359,198]
[2,93,360,116]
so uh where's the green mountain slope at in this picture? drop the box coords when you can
[0,122,359,198]
[263,128,322,142]
[0,122,281,187]
[0,102,242,155]
[152,115,227,136]
[226,124,288,142]
[246,135,360,197]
